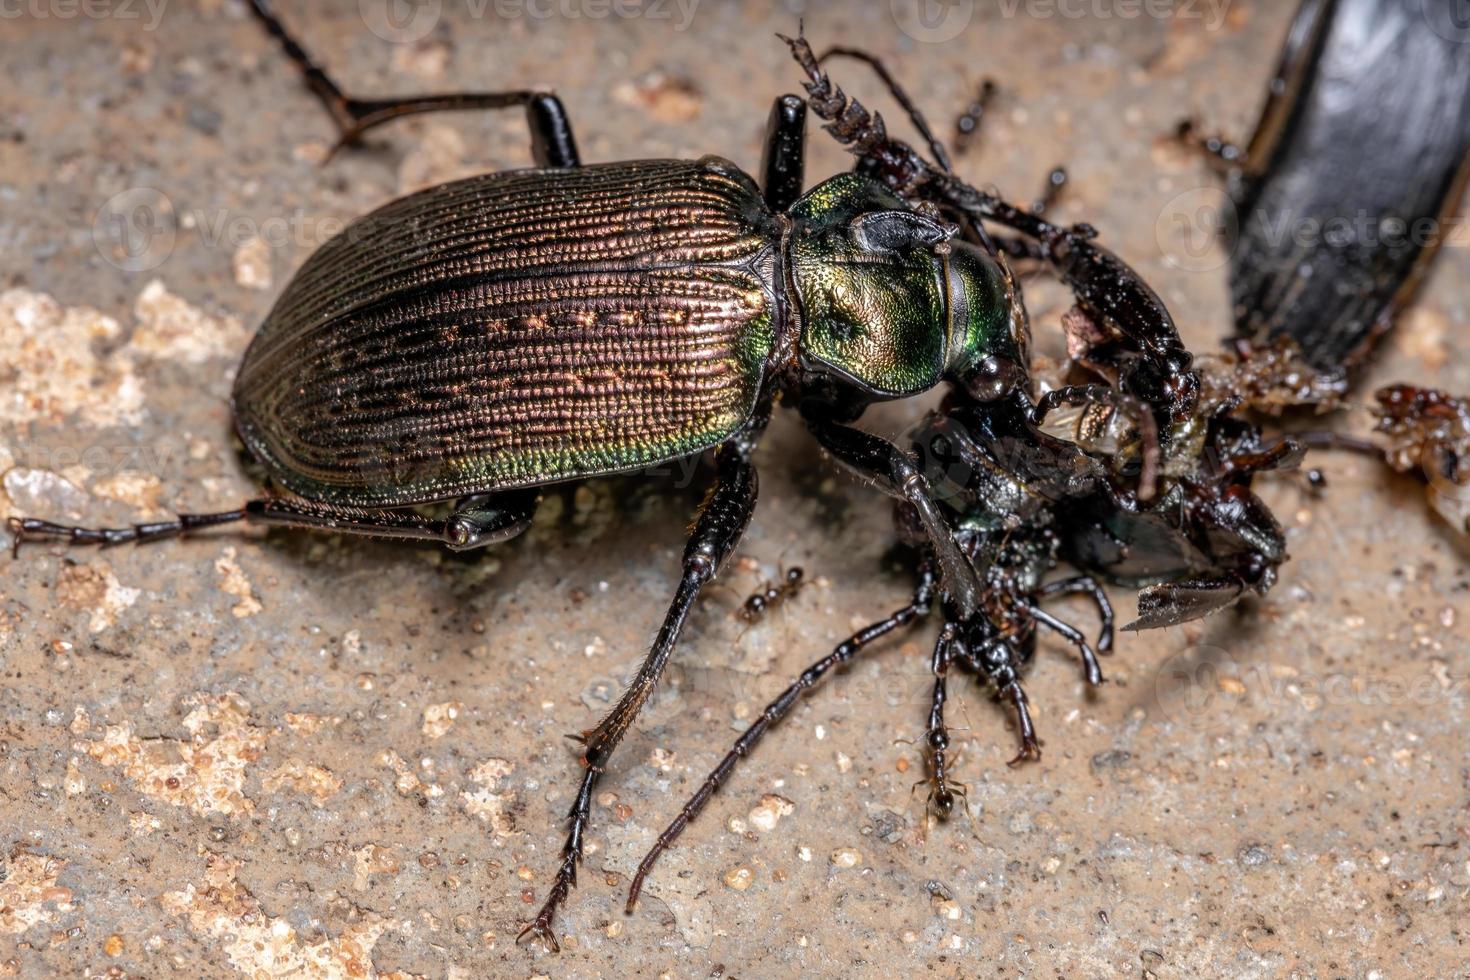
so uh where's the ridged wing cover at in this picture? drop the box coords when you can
[233,158,779,505]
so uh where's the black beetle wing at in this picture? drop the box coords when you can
[1124,576,1246,631]
[233,158,780,506]
[1229,0,1470,373]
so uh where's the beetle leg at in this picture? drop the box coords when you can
[7,510,247,558]
[1001,680,1041,767]
[625,560,937,912]
[1037,575,1114,655]
[803,413,982,619]
[952,644,1042,765]
[7,491,540,558]
[243,492,540,550]
[520,441,758,950]
[760,95,807,213]
[246,0,580,167]
[1017,599,1104,686]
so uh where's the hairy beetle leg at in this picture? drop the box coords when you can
[7,510,246,558]
[625,561,937,913]
[247,0,580,167]
[7,492,540,558]
[522,442,759,947]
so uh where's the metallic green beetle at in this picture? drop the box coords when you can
[7,2,1029,950]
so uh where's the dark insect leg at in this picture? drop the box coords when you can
[519,441,759,950]
[760,94,807,212]
[802,412,981,619]
[952,646,1041,766]
[625,561,937,912]
[953,80,997,157]
[1037,575,1114,654]
[1032,167,1068,216]
[1002,680,1041,766]
[8,510,247,558]
[923,622,964,820]
[1174,118,1247,174]
[1019,600,1104,686]
[247,0,580,166]
[8,490,541,558]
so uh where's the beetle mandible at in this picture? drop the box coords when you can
[6,1,1032,948]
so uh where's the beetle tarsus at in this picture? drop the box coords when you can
[6,509,249,556]
[1002,683,1042,767]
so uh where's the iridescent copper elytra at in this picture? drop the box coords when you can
[6,1,1035,950]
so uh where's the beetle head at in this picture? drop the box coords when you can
[789,174,1028,402]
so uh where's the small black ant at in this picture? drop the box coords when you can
[738,566,807,622]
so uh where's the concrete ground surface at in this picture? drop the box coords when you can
[2,1,1468,976]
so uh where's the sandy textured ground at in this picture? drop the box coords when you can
[2,1,1468,976]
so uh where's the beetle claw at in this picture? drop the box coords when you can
[515,918,560,953]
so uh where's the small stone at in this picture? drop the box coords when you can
[103,935,124,957]
[747,794,794,833]
[421,701,462,739]
[723,866,754,891]
[830,847,861,869]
